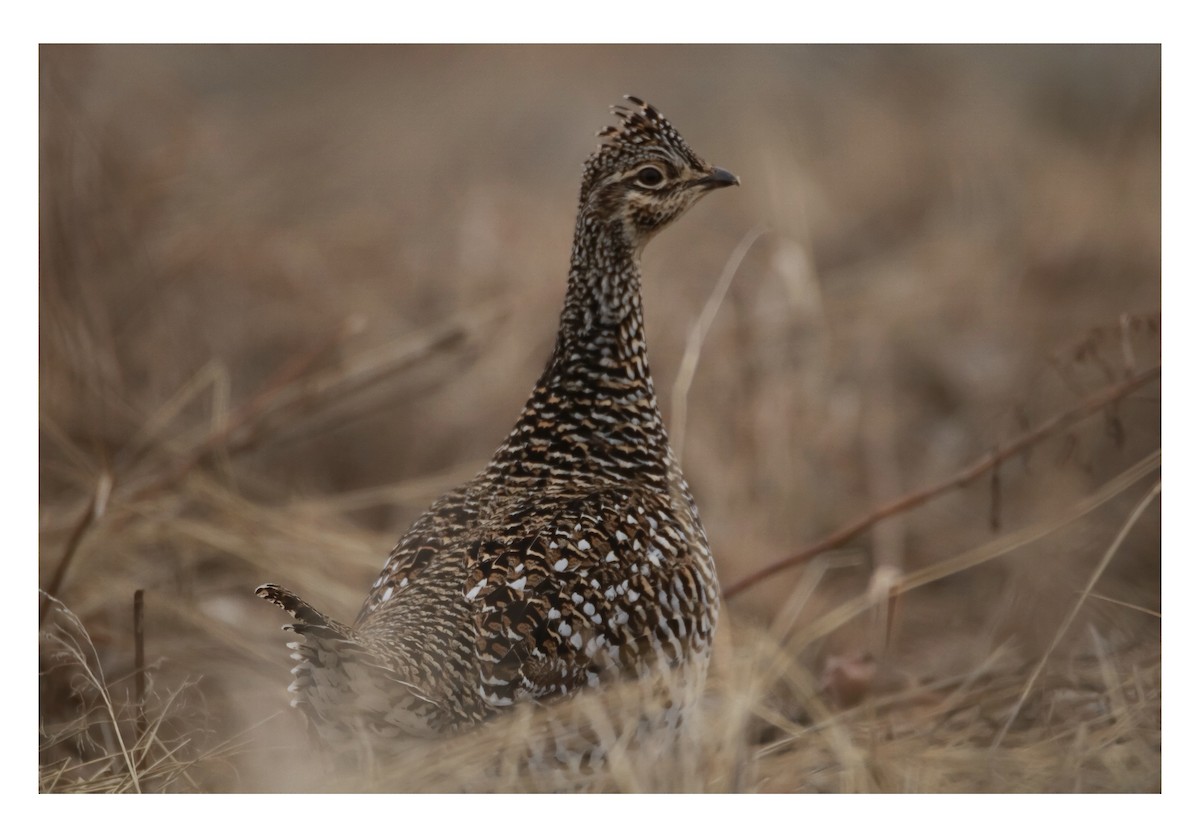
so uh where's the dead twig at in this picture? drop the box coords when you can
[128,315,363,497]
[134,589,146,744]
[39,471,112,625]
[249,305,498,451]
[40,307,493,612]
[784,449,1159,656]
[722,363,1160,598]
[40,319,354,614]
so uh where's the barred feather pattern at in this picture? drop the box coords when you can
[257,96,738,762]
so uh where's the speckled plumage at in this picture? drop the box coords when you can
[258,97,737,752]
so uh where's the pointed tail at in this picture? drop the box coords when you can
[256,583,355,639]
[255,582,444,744]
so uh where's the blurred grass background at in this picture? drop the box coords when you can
[39,44,1160,792]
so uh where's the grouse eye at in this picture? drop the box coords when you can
[635,166,665,187]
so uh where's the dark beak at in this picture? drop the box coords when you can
[696,167,740,189]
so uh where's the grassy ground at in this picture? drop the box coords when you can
[39,44,1160,793]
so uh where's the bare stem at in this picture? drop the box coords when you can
[134,589,146,745]
[722,363,1160,599]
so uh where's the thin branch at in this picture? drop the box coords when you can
[246,306,497,451]
[124,306,491,498]
[40,321,354,619]
[40,308,492,612]
[783,450,1159,656]
[135,315,362,493]
[722,363,1160,599]
[134,589,146,744]
[39,471,111,625]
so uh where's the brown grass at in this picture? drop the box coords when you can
[39,45,1160,793]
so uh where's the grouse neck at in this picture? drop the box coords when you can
[556,215,650,372]
[486,215,671,487]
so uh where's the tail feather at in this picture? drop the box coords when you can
[255,583,354,639]
[255,581,444,745]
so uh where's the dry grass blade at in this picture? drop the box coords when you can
[670,226,769,462]
[114,359,230,474]
[39,594,233,793]
[40,593,141,793]
[292,461,479,515]
[134,589,146,741]
[231,304,501,450]
[38,47,1159,793]
[991,480,1161,748]
[724,365,1161,598]
[1085,591,1160,619]
[39,471,111,625]
[787,449,1160,653]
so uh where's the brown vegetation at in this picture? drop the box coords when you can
[39,45,1160,792]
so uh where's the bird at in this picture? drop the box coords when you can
[257,96,738,762]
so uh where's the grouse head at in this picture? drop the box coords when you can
[579,96,738,251]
